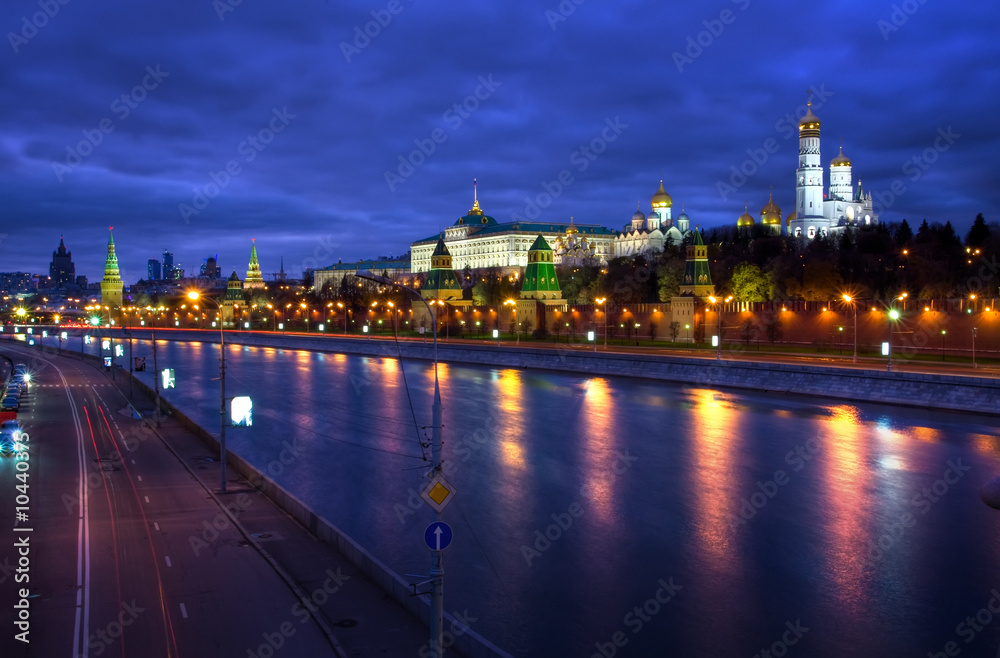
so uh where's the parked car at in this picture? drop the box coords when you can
[1,420,23,440]
[1,395,19,411]
[0,429,20,455]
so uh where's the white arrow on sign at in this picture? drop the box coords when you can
[434,526,443,550]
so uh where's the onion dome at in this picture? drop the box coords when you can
[678,208,690,222]
[651,179,672,208]
[760,192,782,225]
[737,203,755,227]
[830,145,851,167]
[632,202,646,223]
[798,96,820,137]
[786,210,796,229]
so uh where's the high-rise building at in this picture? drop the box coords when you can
[49,236,76,288]
[100,228,124,308]
[147,259,162,280]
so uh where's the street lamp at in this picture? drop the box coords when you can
[972,327,978,369]
[355,269,445,655]
[337,301,348,334]
[187,291,229,494]
[842,294,857,364]
[707,295,733,360]
[504,299,517,345]
[594,297,606,350]
[887,308,900,371]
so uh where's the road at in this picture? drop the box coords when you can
[0,343,379,657]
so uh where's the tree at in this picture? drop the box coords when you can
[895,219,913,247]
[657,259,684,301]
[967,213,990,247]
[730,262,773,302]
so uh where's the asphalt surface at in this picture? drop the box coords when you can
[0,343,433,658]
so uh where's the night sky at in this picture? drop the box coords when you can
[1,0,997,282]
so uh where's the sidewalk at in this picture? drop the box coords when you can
[101,359,440,657]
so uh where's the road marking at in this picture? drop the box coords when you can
[137,475,142,482]
[179,603,188,619]
[131,459,136,464]
[144,496,150,503]
[153,522,160,531]
[165,556,172,567]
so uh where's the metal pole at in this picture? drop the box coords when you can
[886,315,892,372]
[220,314,227,493]
[973,328,977,369]
[128,327,134,400]
[716,305,721,361]
[852,305,858,364]
[152,329,161,427]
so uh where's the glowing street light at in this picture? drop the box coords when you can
[595,297,606,349]
[187,290,230,494]
[504,299,517,345]
[842,294,857,364]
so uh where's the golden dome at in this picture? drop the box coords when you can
[830,145,851,167]
[798,98,820,131]
[786,210,796,228]
[737,203,755,227]
[651,179,672,208]
[760,192,782,225]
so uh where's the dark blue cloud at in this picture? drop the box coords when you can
[0,0,996,281]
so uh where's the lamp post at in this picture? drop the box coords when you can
[887,308,900,371]
[707,295,733,360]
[843,294,857,364]
[595,297,606,350]
[187,291,228,494]
[972,327,978,369]
[356,269,445,656]
[504,299,516,345]
[941,329,947,361]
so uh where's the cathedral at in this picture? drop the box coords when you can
[613,180,693,257]
[740,95,879,238]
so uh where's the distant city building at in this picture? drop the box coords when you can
[76,275,88,289]
[200,256,221,279]
[0,272,34,294]
[162,250,183,280]
[244,240,266,289]
[221,271,243,326]
[100,228,124,308]
[48,236,76,288]
[147,259,162,280]
[410,184,614,273]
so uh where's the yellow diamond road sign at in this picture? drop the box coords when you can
[421,475,457,513]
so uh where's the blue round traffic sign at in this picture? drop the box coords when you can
[424,521,453,551]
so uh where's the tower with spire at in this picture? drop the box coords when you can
[100,227,124,308]
[49,235,76,288]
[222,270,244,326]
[245,239,266,289]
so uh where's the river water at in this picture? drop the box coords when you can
[54,335,1000,656]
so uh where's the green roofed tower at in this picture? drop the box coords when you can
[221,270,243,326]
[520,234,561,300]
[422,238,462,300]
[245,239,266,289]
[100,227,124,308]
[679,229,714,297]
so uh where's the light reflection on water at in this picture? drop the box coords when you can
[99,339,1000,656]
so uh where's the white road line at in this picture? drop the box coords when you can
[144,496,150,503]
[179,603,188,619]
[137,475,142,482]
[165,556,172,567]
[153,522,160,531]
[131,459,136,464]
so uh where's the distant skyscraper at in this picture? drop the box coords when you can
[49,236,76,288]
[147,259,162,280]
[245,239,266,289]
[203,256,220,279]
[100,228,124,308]
[162,250,179,279]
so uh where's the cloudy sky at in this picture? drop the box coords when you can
[1,0,997,282]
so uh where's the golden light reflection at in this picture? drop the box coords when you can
[578,378,618,522]
[971,433,999,454]
[911,426,941,443]
[496,369,526,470]
[689,388,741,560]
[820,403,871,607]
